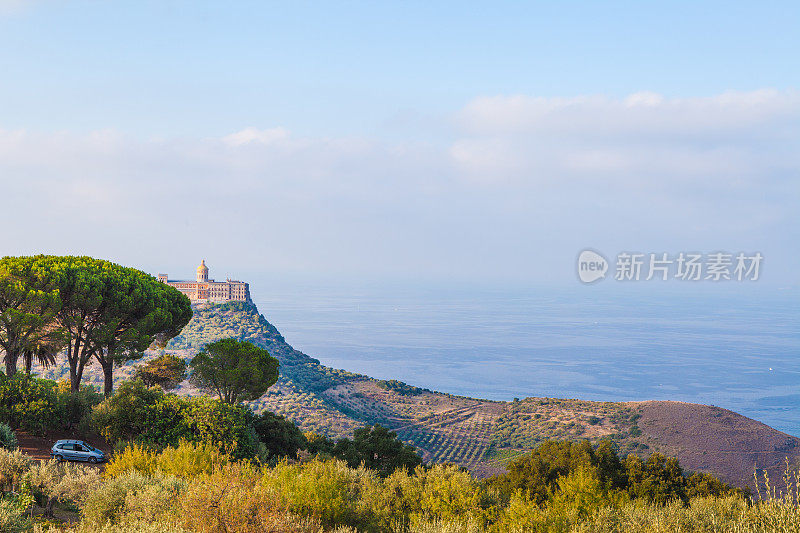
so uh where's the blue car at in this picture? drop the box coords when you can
[50,439,106,464]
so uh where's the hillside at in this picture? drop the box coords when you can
[35,301,800,488]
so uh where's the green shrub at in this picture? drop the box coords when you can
[547,466,629,521]
[120,474,185,525]
[332,424,422,478]
[0,447,33,494]
[0,498,30,533]
[56,381,103,431]
[252,411,307,461]
[263,458,380,530]
[0,375,100,436]
[181,396,256,459]
[81,471,162,525]
[0,422,16,450]
[0,373,58,434]
[488,439,737,510]
[26,459,102,516]
[91,379,256,459]
[90,380,176,444]
[363,463,497,529]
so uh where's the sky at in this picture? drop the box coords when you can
[0,1,798,287]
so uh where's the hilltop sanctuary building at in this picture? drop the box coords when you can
[158,260,251,304]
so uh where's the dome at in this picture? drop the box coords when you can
[196,259,209,282]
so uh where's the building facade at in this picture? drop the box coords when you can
[158,260,251,304]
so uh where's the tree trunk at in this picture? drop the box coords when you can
[23,350,32,374]
[69,362,79,392]
[44,496,55,518]
[103,362,114,398]
[4,355,17,376]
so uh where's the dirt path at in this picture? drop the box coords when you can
[14,429,111,465]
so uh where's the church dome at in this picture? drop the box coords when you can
[196,259,209,282]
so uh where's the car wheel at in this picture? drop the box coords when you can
[88,456,97,464]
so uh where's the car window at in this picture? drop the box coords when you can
[62,444,74,450]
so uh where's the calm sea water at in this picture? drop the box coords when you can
[250,282,800,436]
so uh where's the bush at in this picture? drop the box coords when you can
[90,380,176,444]
[23,442,800,533]
[82,471,162,525]
[547,466,629,521]
[0,422,17,450]
[361,463,497,529]
[0,447,33,494]
[0,373,58,434]
[488,439,737,509]
[252,411,307,461]
[332,424,422,478]
[263,458,380,530]
[62,521,190,533]
[0,498,30,533]
[182,396,256,459]
[91,379,256,459]
[119,474,185,526]
[0,375,100,436]
[56,380,103,431]
[180,462,319,533]
[104,441,229,479]
[26,459,102,516]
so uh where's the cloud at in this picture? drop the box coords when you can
[0,89,797,285]
[450,90,800,189]
[222,127,290,146]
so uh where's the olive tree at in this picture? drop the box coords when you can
[26,459,101,517]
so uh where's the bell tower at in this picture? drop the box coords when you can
[196,259,209,282]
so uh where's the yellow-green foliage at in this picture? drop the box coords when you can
[0,447,33,493]
[26,459,102,512]
[262,458,380,529]
[27,452,800,533]
[547,467,629,519]
[81,470,186,527]
[104,440,229,479]
[179,462,319,533]
[367,463,498,528]
[39,520,190,533]
[0,498,31,533]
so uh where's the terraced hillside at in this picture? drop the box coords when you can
[34,301,800,487]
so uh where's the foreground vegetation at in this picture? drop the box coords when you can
[1,436,797,533]
[4,370,791,532]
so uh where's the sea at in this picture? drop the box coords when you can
[249,281,800,437]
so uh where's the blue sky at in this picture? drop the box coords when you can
[0,1,798,286]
